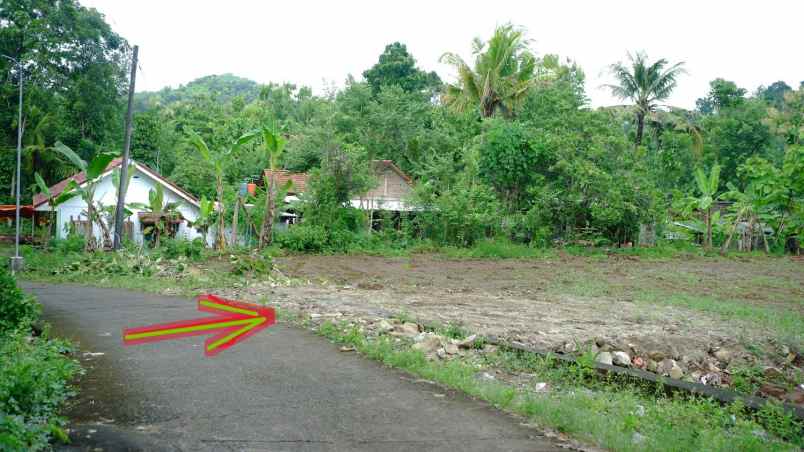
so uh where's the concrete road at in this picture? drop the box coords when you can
[23,282,563,452]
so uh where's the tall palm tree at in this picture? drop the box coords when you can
[605,52,686,146]
[440,23,536,118]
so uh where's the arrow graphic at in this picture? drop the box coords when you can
[123,294,275,356]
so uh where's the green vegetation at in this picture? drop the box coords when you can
[0,270,81,451]
[310,318,802,451]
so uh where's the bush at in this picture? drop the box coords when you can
[159,238,205,261]
[0,270,40,333]
[0,332,80,451]
[48,234,85,254]
[274,224,360,253]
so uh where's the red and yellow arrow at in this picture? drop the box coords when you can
[123,294,275,356]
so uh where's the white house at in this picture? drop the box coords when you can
[33,158,206,245]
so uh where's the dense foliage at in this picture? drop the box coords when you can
[0,270,80,451]
[3,2,802,254]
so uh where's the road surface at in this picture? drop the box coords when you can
[23,282,563,452]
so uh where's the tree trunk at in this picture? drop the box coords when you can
[215,176,226,252]
[759,218,770,253]
[720,214,742,255]
[258,176,275,249]
[230,196,239,248]
[635,110,645,146]
[704,207,713,250]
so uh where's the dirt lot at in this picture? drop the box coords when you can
[211,253,803,400]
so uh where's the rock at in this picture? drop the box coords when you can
[357,282,384,290]
[701,372,721,386]
[763,367,784,380]
[759,383,787,399]
[669,364,684,379]
[659,359,683,379]
[394,322,420,336]
[612,351,631,367]
[412,334,443,354]
[436,348,447,360]
[455,334,478,349]
[375,320,394,334]
[646,359,658,372]
[562,342,577,353]
[713,348,732,363]
[782,389,804,405]
[478,372,496,381]
[444,343,459,355]
[533,382,549,393]
[596,352,613,365]
[632,433,646,444]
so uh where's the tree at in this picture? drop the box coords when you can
[190,196,215,246]
[693,164,721,249]
[695,79,746,114]
[1,0,130,187]
[605,51,686,146]
[53,142,116,250]
[238,125,290,249]
[440,24,537,118]
[33,171,78,244]
[363,42,441,95]
[135,184,181,248]
[186,131,229,251]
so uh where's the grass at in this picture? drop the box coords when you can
[308,317,803,451]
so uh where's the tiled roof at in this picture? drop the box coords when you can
[262,160,412,195]
[33,158,200,208]
[263,170,308,194]
[33,158,123,207]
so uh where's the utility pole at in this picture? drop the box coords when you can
[113,45,138,250]
[2,54,24,273]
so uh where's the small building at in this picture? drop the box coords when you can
[263,160,415,227]
[33,158,205,245]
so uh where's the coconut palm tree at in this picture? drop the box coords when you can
[605,52,686,146]
[440,23,537,118]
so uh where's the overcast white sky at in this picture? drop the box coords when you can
[82,0,803,109]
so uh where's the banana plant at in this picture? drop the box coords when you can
[187,131,229,252]
[237,124,291,249]
[54,142,117,250]
[131,184,182,248]
[190,196,215,246]
[34,171,79,246]
[693,164,721,249]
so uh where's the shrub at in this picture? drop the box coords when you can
[159,238,205,261]
[0,332,80,451]
[48,234,85,254]
[0,270,40,333]
[229,252,273,276]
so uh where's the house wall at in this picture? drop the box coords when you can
[353,167,413,211]
[37,165,203,244]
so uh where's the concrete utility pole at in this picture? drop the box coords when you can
[2,54,24,273]
[113,45,138,250]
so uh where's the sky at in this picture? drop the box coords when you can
[82,0,803,109]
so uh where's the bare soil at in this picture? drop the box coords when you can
[208,253,803,401]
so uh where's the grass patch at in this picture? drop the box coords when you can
[309,317,802,451]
